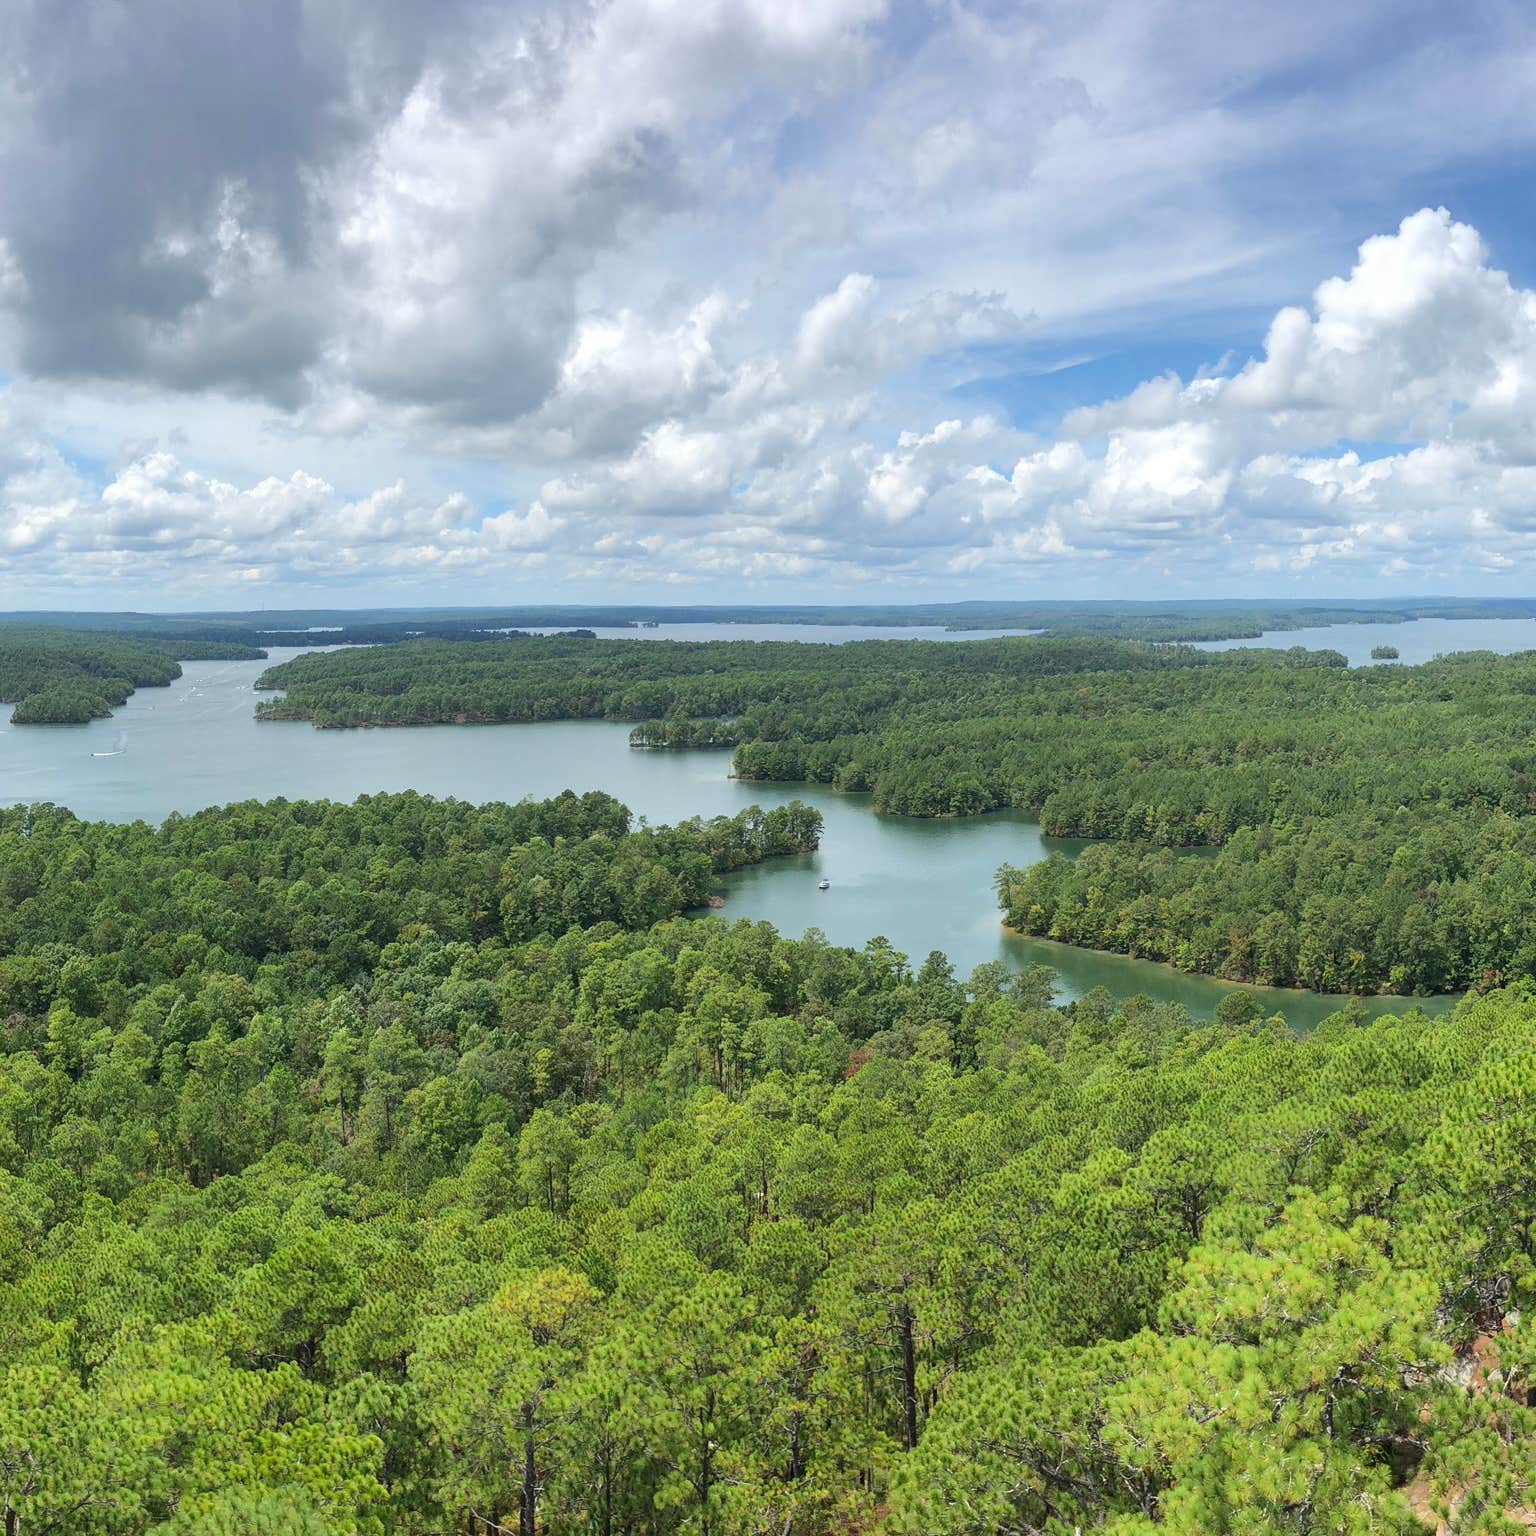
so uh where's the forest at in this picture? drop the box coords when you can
[254,634,1536,993]
[252,632,1241,731]
[0,629,265,724]
[4,781,1536,1533]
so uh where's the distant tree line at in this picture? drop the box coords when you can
[0,627,267,724]
[14,594,1536,643]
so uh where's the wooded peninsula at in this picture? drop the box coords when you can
[257,633,1536,994]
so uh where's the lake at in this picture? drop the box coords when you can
[0,645,1456,1027]
[1193,616,1536,666]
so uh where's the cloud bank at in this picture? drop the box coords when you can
[1,0,1534,601]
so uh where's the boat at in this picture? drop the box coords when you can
[818,878,830,890]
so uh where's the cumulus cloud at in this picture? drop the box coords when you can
[519,296,737,459]
[11,206,1536,594]
[3,1,1536,600]
[795,276,1022,379]
[0,0,895,425]
[532,208,1536,587]
[952,210,1536,581]
[1070,210,1536,452]
[0,424,565,591]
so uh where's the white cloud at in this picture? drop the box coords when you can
[3,0,1536,601]
[796,275,880,372]
[1070,210,1536,453]
[521,296,737,458]
[0,436,564,591]
[12,206,1536,596]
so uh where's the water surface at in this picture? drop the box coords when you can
[1193,616,1536,666]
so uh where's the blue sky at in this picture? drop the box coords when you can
[3,0,1536,606]
[958,156,1536,434]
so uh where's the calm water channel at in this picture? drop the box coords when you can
[0,639,1469,1026]
[1194,615,1536,666]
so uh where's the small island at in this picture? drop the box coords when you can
[9,686,116,724]
[1370,643,1401,660]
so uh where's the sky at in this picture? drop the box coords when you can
[3,0,1536,608]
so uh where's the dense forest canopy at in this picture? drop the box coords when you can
[4,783,1536,1532]
[253,633,1237,730]
[0,791,821,974]
[254,634,1536,993]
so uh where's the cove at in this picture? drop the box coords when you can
[0,648,1457,1026]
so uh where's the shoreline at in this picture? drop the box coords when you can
[998,920,1463,1012]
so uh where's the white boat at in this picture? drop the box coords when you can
[818,878,830,890]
